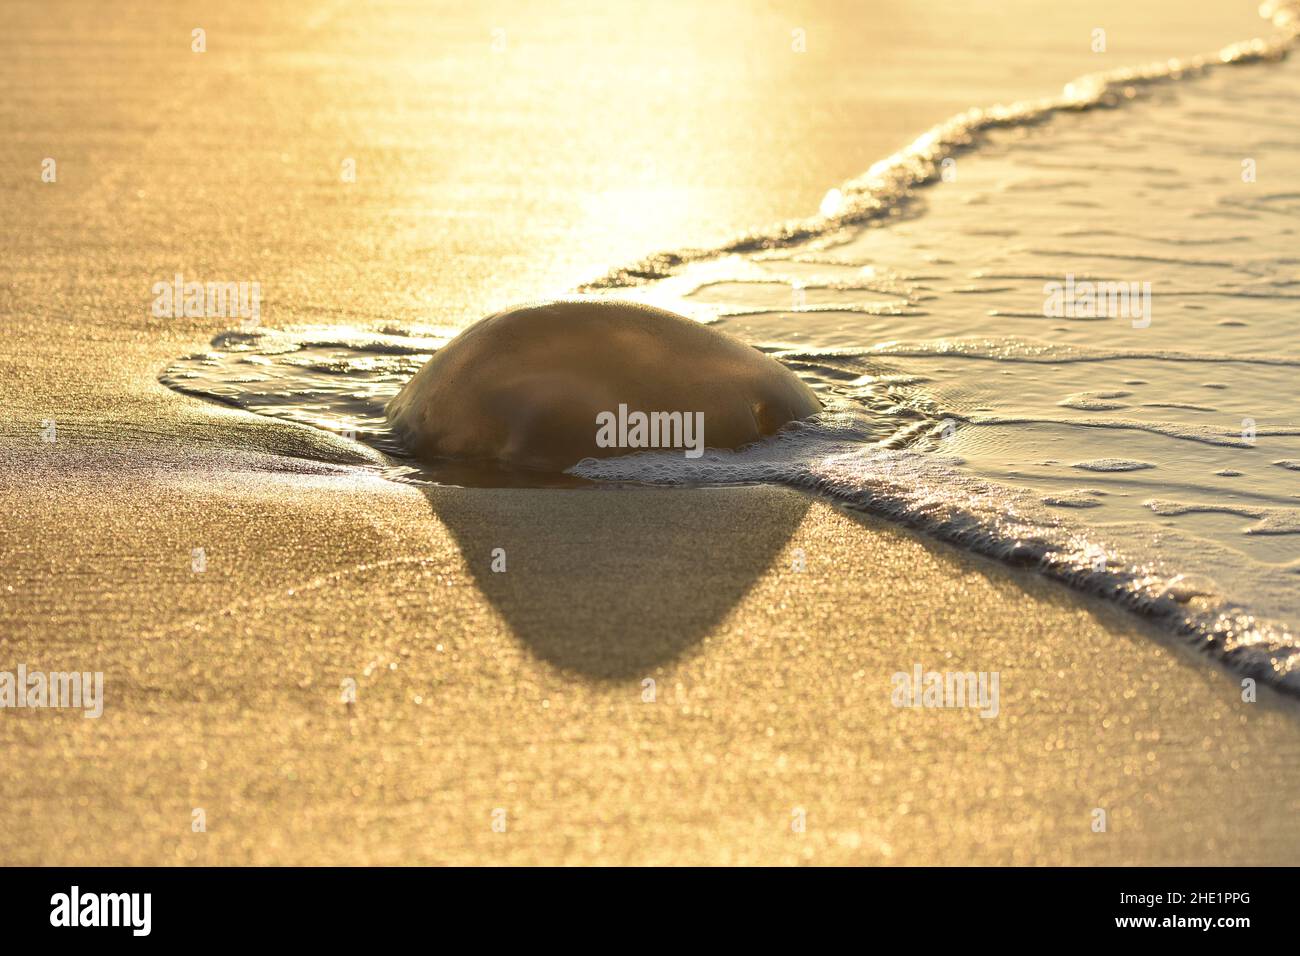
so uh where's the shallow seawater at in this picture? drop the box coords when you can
[161,325,599,487]
[162,10,1300,689]
[161,324,440,458]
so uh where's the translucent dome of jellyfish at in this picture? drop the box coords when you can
[385,299,822,472]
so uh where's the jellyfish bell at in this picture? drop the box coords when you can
[386,298,821,473]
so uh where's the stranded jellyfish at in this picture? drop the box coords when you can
[386,299,821,472]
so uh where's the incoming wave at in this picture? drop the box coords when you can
[580,0,1300,290]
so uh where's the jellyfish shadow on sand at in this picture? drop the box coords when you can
[420,483,810,680]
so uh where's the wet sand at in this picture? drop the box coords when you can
[3,0,1298,864]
